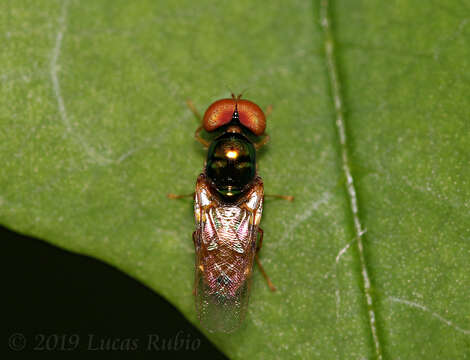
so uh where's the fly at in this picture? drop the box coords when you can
[168,93,293,333]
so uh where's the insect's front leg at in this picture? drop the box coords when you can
[186,99,202,121]
[194,125,210,148]
[253,104,272,150]
[254,134,270,150]
[186,99,210,148]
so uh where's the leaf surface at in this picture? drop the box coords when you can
[1,0,469,358]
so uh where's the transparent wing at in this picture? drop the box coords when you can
[194,261,253,333]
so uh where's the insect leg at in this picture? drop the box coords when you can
[187,100,210,148]
[194,125,210,148]
[186,99,202,121]
[192,230,197,246]
[253,104,273,150]
[264,104,273,118]
[264,194,294,201]
[254,134,270,150]
[192,230,198,296]
[167,192,195,199]
[255,228,277,292]
[256,227,264,252]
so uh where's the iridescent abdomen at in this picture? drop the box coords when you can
[201,205,256,297]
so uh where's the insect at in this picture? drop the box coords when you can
[168,94,293,332]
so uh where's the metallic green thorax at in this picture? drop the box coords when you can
[206,132,256,199]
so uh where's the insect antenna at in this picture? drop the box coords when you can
[238,86,253,99]
[232,90,244,112]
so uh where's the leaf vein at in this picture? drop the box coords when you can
[320,1,383,359]
[388,296,470,335]
[50,0,114,166]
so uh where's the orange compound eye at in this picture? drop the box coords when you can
[203,99,236,132]
[237,99,266,136]
[202,98,266,136]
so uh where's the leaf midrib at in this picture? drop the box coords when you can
[319,1,384,359]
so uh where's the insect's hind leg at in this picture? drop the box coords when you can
[192,230,198,296]
[255,228,277,292]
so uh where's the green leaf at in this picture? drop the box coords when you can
[2,0,469,358]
